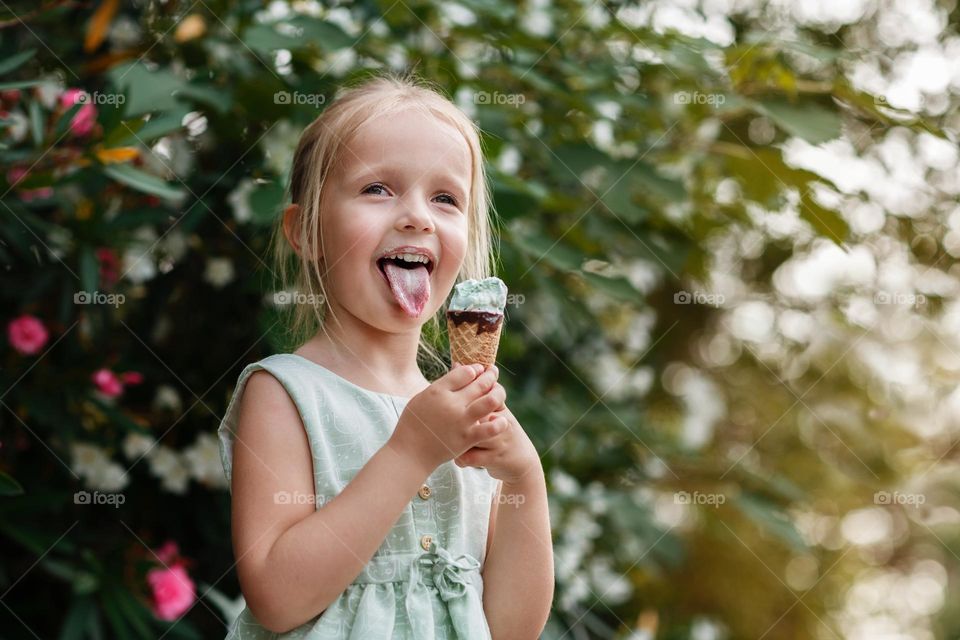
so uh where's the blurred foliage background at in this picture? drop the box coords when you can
[1,0,959,638]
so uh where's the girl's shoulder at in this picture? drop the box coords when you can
[236,352,413,405]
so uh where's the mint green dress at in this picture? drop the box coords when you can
[217,353,501,639]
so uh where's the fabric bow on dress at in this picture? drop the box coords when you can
[404,541,491,639]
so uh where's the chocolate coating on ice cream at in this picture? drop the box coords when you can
[446,310,503,335]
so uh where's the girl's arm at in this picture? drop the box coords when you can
[481,465,555,640]
[230,371,433,633]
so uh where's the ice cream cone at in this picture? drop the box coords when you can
[446,277,508,367]
[447,311,503,366]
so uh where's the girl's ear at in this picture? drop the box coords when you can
[282,203,320,262]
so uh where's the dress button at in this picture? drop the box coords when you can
[420,534,433,550]
[418,484,432,500]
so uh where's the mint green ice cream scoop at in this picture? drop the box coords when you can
[447,277,508,314]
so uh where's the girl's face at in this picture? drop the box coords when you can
[317,108,471,331]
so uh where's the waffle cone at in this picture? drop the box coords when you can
[447,315,503,366]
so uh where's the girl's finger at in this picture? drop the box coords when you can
[442,363,485,391]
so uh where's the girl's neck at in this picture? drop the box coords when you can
[296,308,429,397]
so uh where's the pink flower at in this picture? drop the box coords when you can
[92,368,144,397]
[147,564,196,621]
[154,540,179,565]
[121,371,144,385]
[7,315,49,355]
[92,368,123,397]
[58,88,97,137]
[96,248,120,288]
[6,167,53,202]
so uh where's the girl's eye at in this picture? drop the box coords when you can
[362,183,389,196]
[435,193,459,208]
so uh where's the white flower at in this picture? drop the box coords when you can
[109,14,142,47]
[92,463,130,492]
[35,79,62,109]
[122,226,159,284]
[122,432,156,460]
[183,433,228,489]
[70,442,130,492]
[204,257,235,288]
[3,110,28,143]
[261,120,301,176]
[152,384,183,414]
[588,555,633,604]
[227,178,256,224]
[550,468,580,497]
[148,446,190,494]
[71,442,108,476]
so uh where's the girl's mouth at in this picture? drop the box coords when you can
[375,255,434,317]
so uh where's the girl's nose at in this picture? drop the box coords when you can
[395,198,435,233]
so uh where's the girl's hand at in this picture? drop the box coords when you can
[388,363,508,474]
[454,403,540,486]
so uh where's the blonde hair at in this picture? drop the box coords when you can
[269,71,498,379]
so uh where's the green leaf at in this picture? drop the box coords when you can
[59,596,96,640]
[508,226,585,272]
[112,588,155,640]
[491,172,546,221]
[799,191,848,245]
[29,99,43,146]
[103,164,186,201]
[107,63,217,117]
[79,245,99,295]
[752,98,842,144]
[578,271,643,302]
[100,592,136,640]
[734,493,808,552]
[243,23,301,53]
[550,143,608,182]
[0,470,23,496]
[135,107,191,142]
[248,180,286,226]
[722,146,831,206]
[0,79,44,91]
[613,159,687,203]
[108,63,183,116]
[287,16,354,52]
[176,83,232,114]
[777,39,844,62]
[102,118,148,148]
[0,48,37,76]
[598,174,648,224]
[53,102,86,139]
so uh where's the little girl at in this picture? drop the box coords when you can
[217,74,553,639]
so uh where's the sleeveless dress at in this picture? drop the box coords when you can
[217,353,501,639]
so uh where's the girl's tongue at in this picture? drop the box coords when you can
[382,260,431,317]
